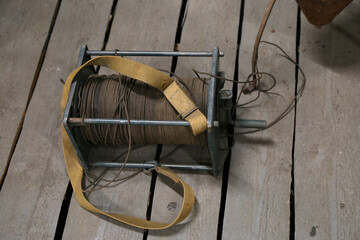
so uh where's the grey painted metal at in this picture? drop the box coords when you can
[86,50,224,57]
[62,45,225,174]
[207,47,219,127]
[235,119,267,129]
[220,89,233,100]
[63,82,87,169]
[77,45,88,67]
[63,45,90,170]
[207,47,220,176]
[68,118,191,126]
[220,97,267,129]
[88,162,213,171]
[68,117,266,129]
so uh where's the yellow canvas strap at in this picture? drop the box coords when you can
[61,56,201,229]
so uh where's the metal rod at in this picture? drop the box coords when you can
[86,50,224,57]
[68,118,191,126]
[207,47,219,127]
[88,162,213,171]
[207,47,220,176]
[68,117,266,129]
[235,119,267,129]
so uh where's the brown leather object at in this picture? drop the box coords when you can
[296,0,354,26]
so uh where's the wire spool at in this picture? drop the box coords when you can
[76,74,208,147]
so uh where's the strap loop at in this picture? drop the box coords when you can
[61,56,197,230]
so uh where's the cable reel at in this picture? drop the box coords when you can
[63,45,266,176]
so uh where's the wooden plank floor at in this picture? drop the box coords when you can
[223,0,297,239]
[295,3,360,239]
[0,0,113,239]
[0,0,359,239]
[0,0,58,182]
[148,0,241,239]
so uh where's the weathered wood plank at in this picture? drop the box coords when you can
[0,1,113,239]
[148,0,241,238]
[62,0,182,238]
[0,0,57,178]
[295,3,360,239]
[222,0,298,239]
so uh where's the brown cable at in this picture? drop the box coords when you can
[78,74,208,146]
[244,0,277,94]
[192,41,306,137]
[77,73,208,191]
[235,41,306,135]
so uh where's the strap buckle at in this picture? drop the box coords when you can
[180,107,199,120]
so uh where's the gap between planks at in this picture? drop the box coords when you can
[147,0,241,239]
[0,0,113,239]
[53,0,119,238]
[0,0,62,190]
[289,6,302,240]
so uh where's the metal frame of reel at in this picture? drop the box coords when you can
[63,45,266,176]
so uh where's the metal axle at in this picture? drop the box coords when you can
[68,117,266,129]
[88,162,213,171]
[86,50,225,57]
